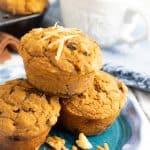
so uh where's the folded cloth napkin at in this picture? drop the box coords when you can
[0,32,25,83]
[0,32,19,63]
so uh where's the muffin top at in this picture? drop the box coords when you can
[0,0,48,15]
[19,26,102,75]
[0,79,61,138]
[62,71,127,119]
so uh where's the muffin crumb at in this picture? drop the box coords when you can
[35,146,40,150]
[46,136,68,150]
[97,143,109,150]
[72,145,78,150]
[76,133,92,149]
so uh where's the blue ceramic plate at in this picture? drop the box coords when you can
[40,114,131,150]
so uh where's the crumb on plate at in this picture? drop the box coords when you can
[72,145,78,150]
[46,136,68,150]
[97,143,109,150]
[75,133,92,149]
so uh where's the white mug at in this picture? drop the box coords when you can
[60,0,150,47]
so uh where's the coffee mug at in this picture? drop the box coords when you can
[60,0,150,47]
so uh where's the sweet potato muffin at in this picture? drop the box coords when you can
[0,79,61,150]
[19,26,102,97]
[60,71,127,135]
[0,0,48,15]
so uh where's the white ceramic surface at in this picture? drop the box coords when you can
[60,0,150,47]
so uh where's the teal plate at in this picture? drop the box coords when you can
[40,114,131,150]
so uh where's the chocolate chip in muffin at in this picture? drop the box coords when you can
[94,84,101,92]
[74,64,81,72]
[85,119,94,124]
[13,108,20,113]
[82,51,88,56]
[78,93,86,99]
[67,42,77,50]
[25,88,44,97]
[8,136,21,141]
[23,108,35,113]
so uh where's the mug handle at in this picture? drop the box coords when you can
[119,9,149,46]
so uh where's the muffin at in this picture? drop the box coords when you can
[0,0,48,15]
[60,71,127,135]
[19,26,102,97]
[0,79,61,150]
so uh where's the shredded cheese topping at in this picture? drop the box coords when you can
[54,22,59,28]
[34,26,80,61]
[44,34,78,61]
[55,38,65,61]
[54,35,78,61]
[32,28,43,33]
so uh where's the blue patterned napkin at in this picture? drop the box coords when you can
[102,40,150,92]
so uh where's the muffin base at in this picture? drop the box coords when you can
[0,129,49,150]
[26,64,95,97]
[60,108,120,136]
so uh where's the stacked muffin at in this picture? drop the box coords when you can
[0,0,48,15]
[0,26,127,150]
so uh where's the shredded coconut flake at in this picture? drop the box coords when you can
[55,39,65,61]
[54,35,78,61]
[41,30,60,40]
[39,26,79,61]
[54,22,59,28]
[41,26,80,41]
[32,28,43,33]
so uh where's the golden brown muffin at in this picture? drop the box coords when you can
[60,71,127,135]
[0,0,48,15]
[0,79,61,150]
[19,26,102,97]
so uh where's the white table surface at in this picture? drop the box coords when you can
[131,88,150,121]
